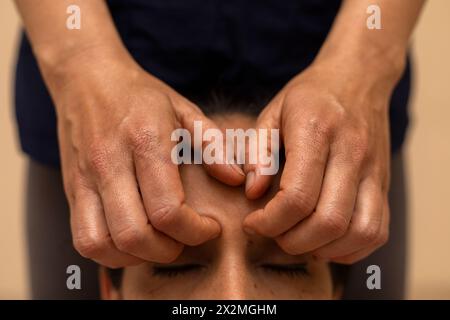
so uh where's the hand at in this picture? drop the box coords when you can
[49,49,245,268]
[243,57,403,264]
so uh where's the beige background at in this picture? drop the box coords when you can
[1,1,449,299]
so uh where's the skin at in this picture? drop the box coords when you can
[100,114,340,300]
[243,0,426,263]
[14,0,425,267]
[15,0,245,267]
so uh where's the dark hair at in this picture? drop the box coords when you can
[194,87,273,117]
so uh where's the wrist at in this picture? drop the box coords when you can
[313,36,407,93]
[38,41,139,97]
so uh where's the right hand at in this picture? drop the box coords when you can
[47,48,245,268]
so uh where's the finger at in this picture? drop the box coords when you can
[243,116,329,237]
[97,158,184,263]
[329,197,390,264]
[275,146,361,255]
[313,177,384,259]
[244,109,280,199]
[70,182,144,268]
[132,118,221,246]
[177,100,245,186]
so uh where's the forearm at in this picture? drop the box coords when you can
[14,0,132,89]
[314,0,425,88]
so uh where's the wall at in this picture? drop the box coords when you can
[1,0,449,299]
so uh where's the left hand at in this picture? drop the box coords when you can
[243,57,403,264]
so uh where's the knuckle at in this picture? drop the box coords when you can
[284,189,316,217]
[276,236,301,255]
[130,127,161,159]
[260,225,281,239]
[320,213,349,238]
[114,225,145,253]
[356,220,380,244]
[73,233,106,258]
[149,205,180,231]
[348,130,370,163]
[305,115,334,141]
[86,143,113,176]
[155,245,184,264]
[376,227,389,247]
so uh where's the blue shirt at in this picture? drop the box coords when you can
[15,0,411,167]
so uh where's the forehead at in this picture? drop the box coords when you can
[180,164,275,223]
[175,164,304,264]
[179,112,281,228]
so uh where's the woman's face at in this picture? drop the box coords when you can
[101,114,339,300]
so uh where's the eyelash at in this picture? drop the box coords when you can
[261,264,309,278]
[152,264,203,278]
[152,264,308,278]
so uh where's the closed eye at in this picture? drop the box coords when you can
[260,263,309,277]
[152,263,309,278]
[152,264,204,278]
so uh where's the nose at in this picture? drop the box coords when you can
[205,262,254,299]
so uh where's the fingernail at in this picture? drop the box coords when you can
[245,171,256,193]
[243,226,256,236]
[230,164,245,176]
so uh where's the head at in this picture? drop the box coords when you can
[99,107,347,300]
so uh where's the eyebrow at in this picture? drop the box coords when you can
[149,236,310,267]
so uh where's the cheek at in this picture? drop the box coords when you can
[301,262,335,299]
[251,264,334,299]
[120,266,208,299]
[120,266,166,299]
[119,263,335,300]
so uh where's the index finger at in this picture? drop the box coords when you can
[131,119,221,246]
[243,118,329,237]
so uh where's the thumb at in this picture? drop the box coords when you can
[176,100,246,186]
[244,102,282,199]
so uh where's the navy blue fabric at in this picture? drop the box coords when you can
[15,0,410,167]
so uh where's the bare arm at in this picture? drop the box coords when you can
[15,0,244,267]
[316,0,425,87]
[14,0,127,88]
[244,0,425,263]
